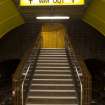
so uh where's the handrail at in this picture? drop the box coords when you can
[74,65,83,105]
[21,64,31,105]
[12,34,41,105]
[65,36,92,105]
[65,35,83,105]
[21,35,41,105]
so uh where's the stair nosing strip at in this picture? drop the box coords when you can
[36,67,70,68]
[34,74,72,76]
[26,104,78,105]
[28,96,77,99]
[40,48,65,49]
[29,90,76,92]
[37,59,68,61]
[31,84,74,86]
[37,63,69,64]
[32,79,73,81]
[39,55,67,57]
[35,70,71,72]
[39,53,65,54]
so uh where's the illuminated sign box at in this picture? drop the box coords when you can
[20,0,84,6]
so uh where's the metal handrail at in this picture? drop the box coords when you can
[74,65,83,105]
[21,35,41,105]
[65,35,83,105]
[12,34,41,105]
[21,64,31,105]
[21,34,41,105]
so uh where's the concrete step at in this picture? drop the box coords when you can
[31,79,74,84]
[39,55,67,57]
[36,66,70,69]
[40,53,66,55]
[33,74,72,76]
[37,63,69,66]
[30,85,75,90]
[37,60,68,63]
[26,104,78,105]
[27,97,78,104]
[32,75,72,79]
[34,70,72,74]
[38,57,68,60]
[35,70,71,72]
[25,49,79,105]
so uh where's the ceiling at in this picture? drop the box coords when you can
[13,0,93,22]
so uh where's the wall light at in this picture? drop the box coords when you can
[36,16,70,20]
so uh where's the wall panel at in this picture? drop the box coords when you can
[83,0,105,36]
[0,0,24,38]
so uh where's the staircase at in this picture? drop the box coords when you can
[26,48,79,105]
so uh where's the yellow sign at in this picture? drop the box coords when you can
[20,0,84,6]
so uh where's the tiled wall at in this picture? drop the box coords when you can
[1,19,105,62]
[0,0,24,38]
[0,22,41,62]
[66,20,105,61]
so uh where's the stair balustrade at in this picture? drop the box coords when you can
[12,34,41,105]
[12,33,91,105]
[65,34,92,105]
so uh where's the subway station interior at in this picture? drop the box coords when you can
[0,0,105,105]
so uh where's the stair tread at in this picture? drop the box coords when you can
[29,89,76,92]
[36,68,71,70]
[39,53,66,54]
[32,76,73,79]
[27,96,77,99]
[25,49,79,105]
[28,91,77,96]
[27,98,78,104]
[26,104,78,105]
[32,78,73,81]
[36,67,70,68]
[35,70,71,72]
[37,62,69,65]
[31,80,74,84]
[37,65,69,67]
[30,84,74,86]
[34,71,72,74]
[37,61,68,63]
[30,85,75,90]
[38,57,67,59]
[39,55,67,57]
[33,74,72,76]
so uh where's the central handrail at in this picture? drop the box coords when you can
[21,64,31,105]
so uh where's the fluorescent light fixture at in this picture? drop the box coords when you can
[36,16,70,20]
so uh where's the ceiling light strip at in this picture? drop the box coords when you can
[36,16,70,20]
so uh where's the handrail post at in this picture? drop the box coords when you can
[74,66,83,105]
[21,64,31,105]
